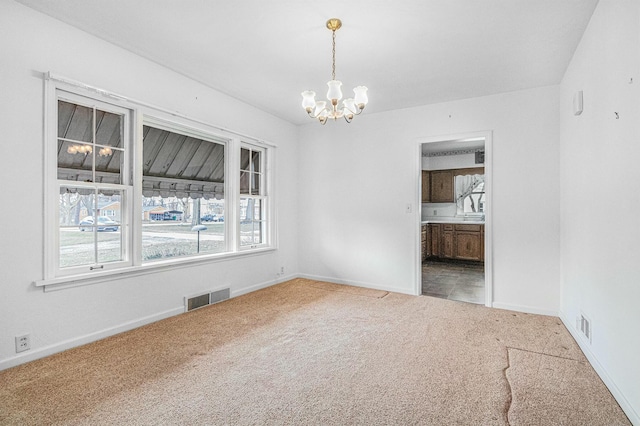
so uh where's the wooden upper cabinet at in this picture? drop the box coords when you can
[421,171,431,203]
[430,170,454,203]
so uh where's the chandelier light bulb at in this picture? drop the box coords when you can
[301,90,317,112]
[300,18,369,124]
[326,80,343,104]
[353,86,369,109]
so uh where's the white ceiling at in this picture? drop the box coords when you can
[16,0,598,125]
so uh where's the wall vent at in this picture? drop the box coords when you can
[210,288,230,304]
[579,313,592,343]
[185,288,230,312]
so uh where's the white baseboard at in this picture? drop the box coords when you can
[491,302,558,317]
[0,306,183,372]
[230,273,297,298]
[297,273,413,295]
[559,311,639,425]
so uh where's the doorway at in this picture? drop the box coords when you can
[416,132,492,306]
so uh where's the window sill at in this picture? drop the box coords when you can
[34,247,276,292]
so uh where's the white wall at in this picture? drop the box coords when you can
[0,1,299,369]
[298,86,561,314]
[422,152,478,170]
[559,0,640,422]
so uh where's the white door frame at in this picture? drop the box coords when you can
[415,131,493,307]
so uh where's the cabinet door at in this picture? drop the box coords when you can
[421,225,428,262]
[430,171,454,203]
[421,171,430,203]
[455,232,482,261]
[429,224,441,257]
[442,230,455,258]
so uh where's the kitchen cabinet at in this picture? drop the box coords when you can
[421,171,430,203]
[454,224,483,261]
[425,223,484,262]
[421,224,428,262]
[421,167,484,204]
[430,170,454,203]
[442,224,455,258]
[428,224,441,257]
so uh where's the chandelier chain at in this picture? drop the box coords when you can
[331,30,336,81]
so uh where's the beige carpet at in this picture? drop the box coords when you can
[0,278,630,425]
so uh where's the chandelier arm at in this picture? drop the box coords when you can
[306,105,331,120]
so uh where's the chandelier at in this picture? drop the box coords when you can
[301,18,368,124]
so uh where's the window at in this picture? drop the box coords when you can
[239,145,267,248]
[55,93,132,275]
[141,124,227,261]
[455,174,485,215]
[44,81,274,285]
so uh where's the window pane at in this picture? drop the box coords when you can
[253,199,262,220]
[59,188,124,268]
[97,227,123,263]
[58,100,93,142]
[58,140,94,181]
[251,172,260,195]
[251,150,261,173]
[95,109,123,148]
[142,196,225,261]
[59,226,95,268]
[95,147,123,184]
[240,197,264,246]
[240,171,250,194]
[240,148,250,171]
[252,221,263,244]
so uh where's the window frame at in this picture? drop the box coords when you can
[238,143,269,250]
[46,89,134,279]
[41,76,277,290]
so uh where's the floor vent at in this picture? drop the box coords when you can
[185,288,231,312]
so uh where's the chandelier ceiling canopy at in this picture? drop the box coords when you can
[301,18,368,124]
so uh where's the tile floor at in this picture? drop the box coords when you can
[422,260,485,304]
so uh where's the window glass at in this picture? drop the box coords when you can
[58,187,124,269]
[239,145,266,248]
[142,125,226,261]
[57,100,125,185]
[240,198,263,245]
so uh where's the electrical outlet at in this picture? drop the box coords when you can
[280,266,285,275]
[433,210,437,216]
[15,334,30,353]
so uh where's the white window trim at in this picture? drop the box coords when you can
[39,73,278,291]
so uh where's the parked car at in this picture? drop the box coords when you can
[201,214,214,222]
[79,216,119,232]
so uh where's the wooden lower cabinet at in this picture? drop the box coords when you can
[428,224,441,257]
[455,232,482,261]
[421,224,428,262]
[425,223,484,262]
[442,224,455,259]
